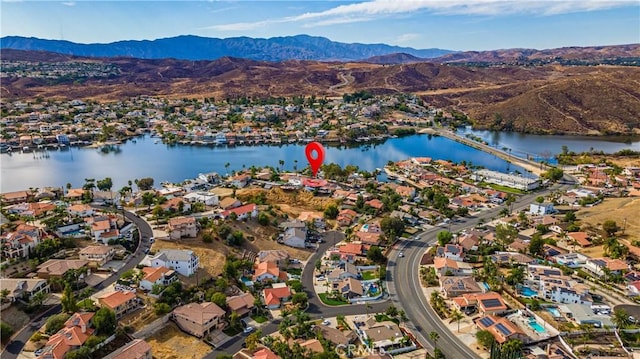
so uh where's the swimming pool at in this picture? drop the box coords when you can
[529,319,546,333]
[546,307,561,317]
[520,286,538,297]
[369,284,379,295]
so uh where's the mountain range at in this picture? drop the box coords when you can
[3,47,639,135]
[0,35,453,62]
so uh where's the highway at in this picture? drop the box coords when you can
[1,209,153,359]
[387,177,574,358]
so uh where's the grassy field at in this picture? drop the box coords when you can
[577,197,640,242]
[361,271,377,280]
[146,323,212,359]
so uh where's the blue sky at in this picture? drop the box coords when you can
[1,1,639,51]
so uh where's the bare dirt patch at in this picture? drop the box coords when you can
[577,197,640,242]
[0,306,30,333]
[146,322,212,359]
[151,238,229,281]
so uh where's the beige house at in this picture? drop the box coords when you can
[168,216,198,240]
[103,339,152,359]
[79,246,115,266]
[226,292,255,317]
[172,302,226,338]
[98,291,139,319]
[37,259,89,280]
[0,278,50,302]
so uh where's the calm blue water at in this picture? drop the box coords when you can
[457,128,640,163]
[520,286,538,297]
[1,134,530,192]
[529,319,547,333]
[546,307,561,317]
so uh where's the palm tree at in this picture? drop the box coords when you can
[293,159,298,172]
[612,308,630,329]
[279,159,285,172]
[450,309,464,333]
[429,331,440,351]
[224,162,230,175]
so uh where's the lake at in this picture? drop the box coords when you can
[457,128,640,162]
[2,134,528,192]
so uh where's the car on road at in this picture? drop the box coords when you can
[149,237,155,243]
[317,276,326,281]
[144,248,150,254]
[243,326,255,334]
[321,319,331,326]
[398,252,405,258]
[35,349,43,356]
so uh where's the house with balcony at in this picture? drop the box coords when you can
[1,224,43,259]
[98,291,139,319]
[584,257,629,277]
[79,245,115,266]
[139,266,178,291]
[172,302,226,338]
[0,278,50,303]
[103,339,152,359]
[150,249,199,277]
[67,204,95,217]
[433,258,472,277]
[39,312,95,359]
[168,216,198,240]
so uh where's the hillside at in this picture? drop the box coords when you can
[432,44,640,65]
[0,35,452,61]
[2,49,639,135]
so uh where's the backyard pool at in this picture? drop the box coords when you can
[546,307,561,318]
[520,286,538,297]
[369,284,379,295]
[529,319,547,333]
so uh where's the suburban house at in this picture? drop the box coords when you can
[567,232,591,247]
[584,258,629,277]
[150,249,200,277]
[0,224,44,259]
[161,197,191,213]
[453,292,508,316]
[338,243,365,263]
[475,315,527,344]
[354,231,383,246]
[361,318,404,349]
[253,261,284,282]
[439,277,482,298]
[40,312,95,359]
[282,226,307,249]
[37,259,89,280]
[225,292,256,317]
[252,348,280,359]
[627,281,640,296]
[218,197,241,210]
[98,291,139,319]
[0,190,30,204]
[313,324,357,346]
[436,244,465,262]
[529,203,556,216]
[79,245,116,266]
[67,204,95,217]
[168,216,198,240]
[328,263,359,282]
[336,209,358,226]
[256,250,290,269]
[339,277,364,299]
[230,174,250,188]
[0,278,50,302]
[221,203,258,220]
[139,267,178,291]
[103,339,152,359]
[172,302,226,338]
[433,258,473,277]
[183,192,219,206]
[262,285,292,309]
[489,252,536,266]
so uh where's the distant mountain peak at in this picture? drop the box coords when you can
[0,34,453,62]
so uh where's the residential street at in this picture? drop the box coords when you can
[1,209,152,359]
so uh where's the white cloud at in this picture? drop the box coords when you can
[395,33,420,44]
[61,1,75,6]
[208,0,636,31]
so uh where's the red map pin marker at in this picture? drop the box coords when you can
[305,142,325,178]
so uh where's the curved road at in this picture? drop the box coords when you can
[388,178,575,358]
[2,209,153,359]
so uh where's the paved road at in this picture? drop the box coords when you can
[205,230,391,358]
[388,179,574,359]
[1,209,152,359]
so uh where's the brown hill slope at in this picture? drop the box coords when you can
[2,50,639,135]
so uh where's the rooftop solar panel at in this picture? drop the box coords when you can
[481,298,503,308]
[479,317,495,327]
[495,323,512,336]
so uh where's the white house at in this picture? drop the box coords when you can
[529,203,556,216]
[67,204,95,217]
[628,281,640,296]
[283,227,307,248]
[150,250,199,277]
[183,192,219,206]
[167,216,198,240]
[139,266,178,291]
[0,278,50,302]
[584,258,628,277]
[221,203,258,220]
[78,246,115,266]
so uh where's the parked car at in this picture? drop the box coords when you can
[398,252,405,258]
[317,276,326,281]
[243,326,255,334]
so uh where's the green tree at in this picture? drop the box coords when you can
[612,308,630,329]
[535,196,545,204]
[380,216,405,239]
[323,204,339,219]
[450,309,464,333]
[437,230,453,247]
[386,305,399,317]
[476,329,495,348]
[564,211,577,223]
[529,234,545,257]
[257,212,269,226]
[292,292,308,308]
[245,329,263,351]
[96,177,113,192]
[137,177,155,191]
[495,223,518,246]
[61,283,78,313]
[142,191,155,209]
[210,292,227,308]
[502,339,523,355]
[366,246,386,264]
[46,313,70,334]
[506,266,525,286]
[154,302,171,315]
[602,220,618,238]
[1,322,14,343]
[429,331,440,351]
[93,308,117,336]
[542,167,564,181]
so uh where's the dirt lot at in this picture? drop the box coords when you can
[146,322,212,359]
[151,238,229,282]
[577,197,640,242]
[0,306,30,335]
